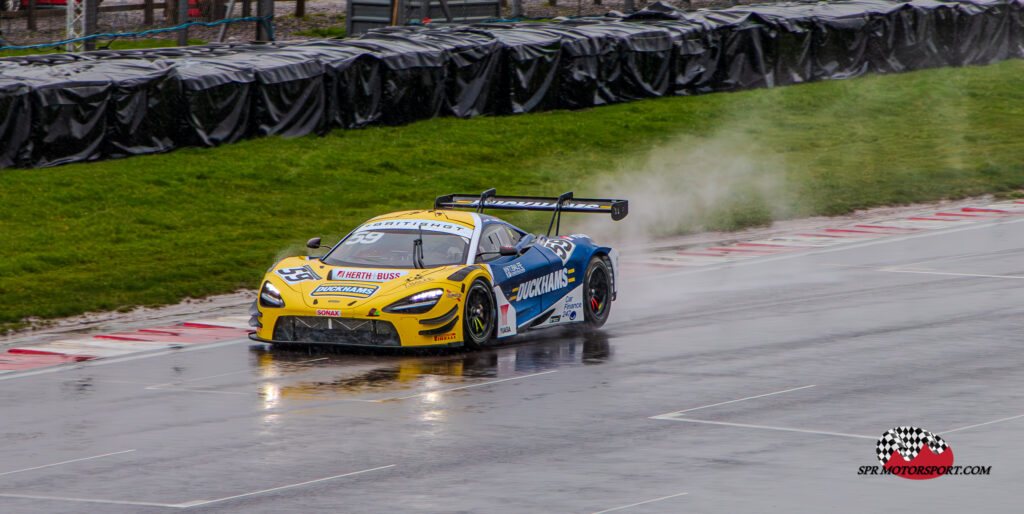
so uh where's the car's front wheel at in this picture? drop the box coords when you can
[581,256,612,330]
[462,279,495,350]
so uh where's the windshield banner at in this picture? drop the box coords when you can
[355,219,474,238]
[329,268,409,282]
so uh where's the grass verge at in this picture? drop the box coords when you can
[2,59,1024,328]
[0,38,208,58]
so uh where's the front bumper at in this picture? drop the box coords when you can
[251,301,465,348]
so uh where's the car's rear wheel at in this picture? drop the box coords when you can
[462,279,495,350]
[581,256,612,330]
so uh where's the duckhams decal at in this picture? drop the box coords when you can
[515,269,569,302]
[329,268,408,283]
[311,284,379,298]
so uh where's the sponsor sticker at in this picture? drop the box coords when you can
[549,315,560,323]
[356,219,473,238]
[515,269,569,302]
[329,268,408,283]
[316,309,341,317]
[539,237,576,264]
[503,262,526,278]
[568,310,577,320]
[311,284,378,298]
[857,425,992,479]
[499,304,512,335]
[433,333,457,342]
[276,265,322,284]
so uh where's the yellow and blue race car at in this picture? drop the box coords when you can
[249,190,627,349]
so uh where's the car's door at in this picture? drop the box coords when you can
[532,235,579,316]
[476,223,556,334]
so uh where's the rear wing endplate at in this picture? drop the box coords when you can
[434,189,628,236]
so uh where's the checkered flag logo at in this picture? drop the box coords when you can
[876,426,950,465]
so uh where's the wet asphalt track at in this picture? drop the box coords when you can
[1,218,1023,513]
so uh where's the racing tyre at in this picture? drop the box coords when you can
[462,279,495,350]
[581,256,612,330]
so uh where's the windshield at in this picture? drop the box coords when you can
[322,229,470,269]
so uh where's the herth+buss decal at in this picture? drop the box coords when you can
[858,426,991,479]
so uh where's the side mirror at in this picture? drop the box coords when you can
[306,237,322,249]
[499,245,518,256]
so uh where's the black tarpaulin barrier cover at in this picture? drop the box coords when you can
[3,0,1024,169]
[469,25,564,114]
[215,52,327,138]
[284,41,384,129]
[171,58,257,147]
[0,65,32,168]
[2,62,113,167]
[100,60,183,158]
[405,28,505,118]
[346,33,448,125]
[560,21,675,101]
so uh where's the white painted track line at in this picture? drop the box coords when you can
[590,492,689,514]
[878,269,1024,280]
[0,464,396,509]
[180,464,396,508]
[659,418,876,440]
[941,413,1024,434]
[650,385,816,418]
[0,493,185,509]
[0,450,136,478]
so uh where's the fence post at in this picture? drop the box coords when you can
[27,0,37,32]
[255,0,272,41]
[623,0,634,12]
[296,0,305,18]
[511,0,521,17]
[144,0,154,25]
[242,0,251,18]
[177,0,190,46]
[83,0,98,50]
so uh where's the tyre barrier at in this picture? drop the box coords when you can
[1,0,1023,169]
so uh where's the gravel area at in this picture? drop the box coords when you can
[1,0,771,48]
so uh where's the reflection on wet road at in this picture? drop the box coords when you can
[249,330,611,404]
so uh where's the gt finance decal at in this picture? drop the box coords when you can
[515,269,568,302]
[503,262,526,278]
[311,284,379,298]
[858,426,991,479]
[276,265,322,284]
[356,219,473,238]
[329,268,408,283]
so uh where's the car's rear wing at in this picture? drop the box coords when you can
[434,189,628,236]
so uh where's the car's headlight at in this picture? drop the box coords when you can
[384,288,444,314]
[259,281,285,308]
